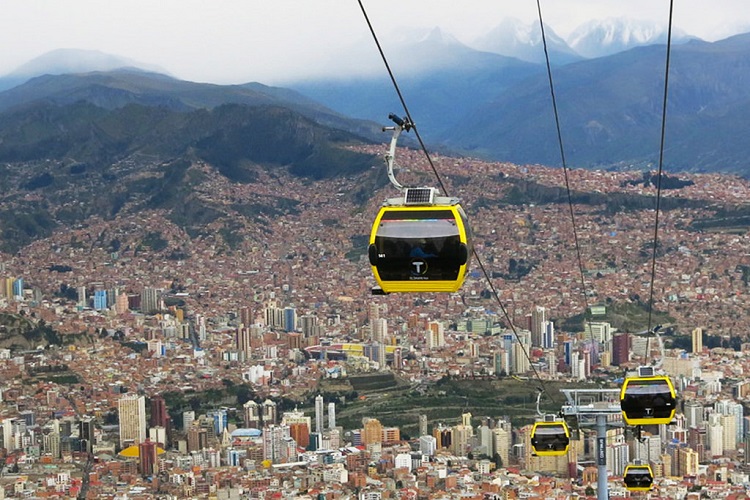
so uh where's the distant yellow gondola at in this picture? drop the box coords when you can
[624,463,654,491]
[530,420,570,456]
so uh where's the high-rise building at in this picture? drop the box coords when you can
[328,402,336,430]
[243,401,261,429]
[692,327,703,354]
[79,418,95,454]
[300,314,319,338]
[93,289,107,310]
[77,286,87,308]
[264,303,284,329]
[149,426,167,448]
[478,423,493,457]
[115,292,130,314]
[141,287,162,313]
[420,435,437,456]
[118,394,146,448]
[212,408,228,436]
[722,414,738,451]
[45,427,61,459]
[263,424,292,463]
[283,306,297,332]
[382,426,400,444]
[372,318,388,344]
[239,306,253,327]
[362,418,383,446]
[715,399,744,443]
[236,327,252,358]
[512,335,530,374]
[2,277,13,298]
[585,322,613,344]
[315,395,324,434]
[139,439,158,477]
[708,413,724,457]
[452,424,472,456]
[187,425,207,452]
[149,396,168,429]
[684,400,705,429]
[547,351,557,376]
[542,320,555,349]
[369,302,381,325]
[289,422,310,448]
[261,399,277,426]
[613,333,630,366]
[530,306,546,347]
[12,278,23,300]
[426,321,445,349]
[182,411,195,431]
[492,426,510,467]
[419,415,428,437]
[677,447,699,477]
[634,434,662,462]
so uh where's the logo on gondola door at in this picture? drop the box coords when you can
[410,258,428,276]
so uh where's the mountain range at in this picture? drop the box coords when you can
[0,18,748,185]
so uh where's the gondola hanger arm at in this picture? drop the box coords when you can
[382,113,412,191]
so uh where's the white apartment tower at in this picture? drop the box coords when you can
[118,394,146,448]
[315,394,324,434]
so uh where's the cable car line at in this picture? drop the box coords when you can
[534,0,599,367]
[355,0,448,197]
[645,0,675,362]
[357,0,560,407]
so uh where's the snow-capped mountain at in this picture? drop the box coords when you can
[567,18,697,59]
[472,17,582,64]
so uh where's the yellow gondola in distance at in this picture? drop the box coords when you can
[620,367,676,426]
[623,463,654,491]
[530,420,570,457]
[369,189,472,294]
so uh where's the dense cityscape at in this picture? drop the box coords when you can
[2,149,750,499]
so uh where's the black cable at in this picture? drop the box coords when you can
[535,0,598,362]
[357,0,559,407]
[356,0,448,198]
[646,0,675,362]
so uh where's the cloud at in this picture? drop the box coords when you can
[0,0,748,85]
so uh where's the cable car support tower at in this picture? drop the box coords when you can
[558,387,622,500]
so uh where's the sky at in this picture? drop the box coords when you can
[1,0,749,86]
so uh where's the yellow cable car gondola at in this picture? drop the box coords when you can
[369,195,472,293]
[620,366,676,426]
[530,419,570,456]
[623,462,654,491]
[368,114,472,294]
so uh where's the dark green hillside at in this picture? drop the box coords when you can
[0,101,377,253]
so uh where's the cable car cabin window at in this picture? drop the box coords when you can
[374,210,462,281]
[621,378,676,423]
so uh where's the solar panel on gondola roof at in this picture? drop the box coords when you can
[404,188,434,205]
